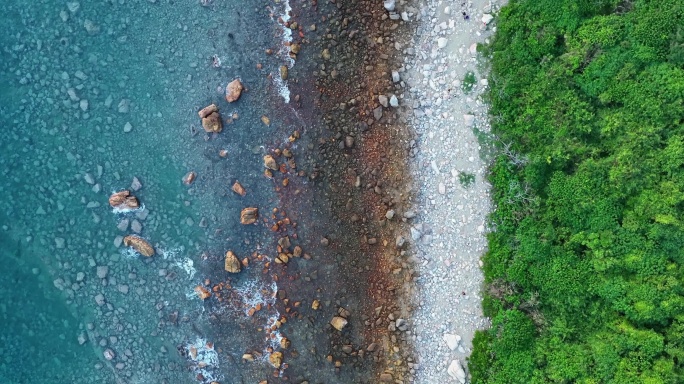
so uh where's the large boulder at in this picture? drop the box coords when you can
[447,360,466,383]
[123,235,155,257]
[109,190,139,210]
[201,111,222,133]
[224,251,241,273]
[240,207,258,224]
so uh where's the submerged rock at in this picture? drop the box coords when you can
[225,79,244,103]
[183,171,196,185]
[224,251,241,273]
[123,235,155,257]
[194,285,211,300]
[108,190,139,209]
[240,207,258,224]
[280,65,288,80]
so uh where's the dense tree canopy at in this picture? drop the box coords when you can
[471,0,684,382]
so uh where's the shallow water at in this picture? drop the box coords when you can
[0,0,299,382]
[0,0,395,382]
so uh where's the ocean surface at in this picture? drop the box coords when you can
[0,0,386,382]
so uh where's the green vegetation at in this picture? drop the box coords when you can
[459,172,476,188]
[462,71,477,93]
[472,0,684,383]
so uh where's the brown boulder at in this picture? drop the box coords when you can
[240,207,258,225]
[198,104,218,119]
[263,155,278,170]
[194,285,211,300]
[269,351,283,368]
[183,171,196,185]
[232,181,246,196]
[123,235,155,257]
[225,79,244,103]
[330,316,348,331]
[224,251,241,273]
[202,111,223,133]
[108,190,139,209]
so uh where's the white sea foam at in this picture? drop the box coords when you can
[186,338,221,383]
[270,0,295,103]
[111,202,145,215]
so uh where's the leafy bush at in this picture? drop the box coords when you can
[472,0,684,382]
[462,71,477,93]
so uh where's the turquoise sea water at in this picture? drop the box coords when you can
[0,0,311,382]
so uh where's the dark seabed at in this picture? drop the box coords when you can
[0,0,415,382]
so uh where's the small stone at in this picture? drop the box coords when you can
[410,227,422,241]
[439,182,446,194]
[95,293,105,306]
[437,37,448,49]
[383,0,395,11]
[380,373,393,382]
[330,316,348,331]
[396,235,406,248]
[123,122,132,133]
[225,80,244,103]
[344,136,354,148]
[232,181,246,196]
[280,65,288,80]
[391,71,400,83]
[385,210,395,220]
[321,49,331,60]
[79,99,88,112]
[263,155,278,170]
[373,106,383,120]
[389,95,399,107]
[261,115,271,126]
[378,95,388,108]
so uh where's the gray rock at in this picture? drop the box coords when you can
[447,360,466,383]
[410,227,422,241]
[373,106,383,120]
[392,71,401,83]
[378,95,388,108]
[131,177,142,191]
[95,293,105,306]
[383,0,395,11]
[131,220,142,233]
[396,235,406,248]
[437,37,448,49]
[117,219,129,231]
[389,95,399,107]
[96,266,109,279]
[385,210,395,220]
